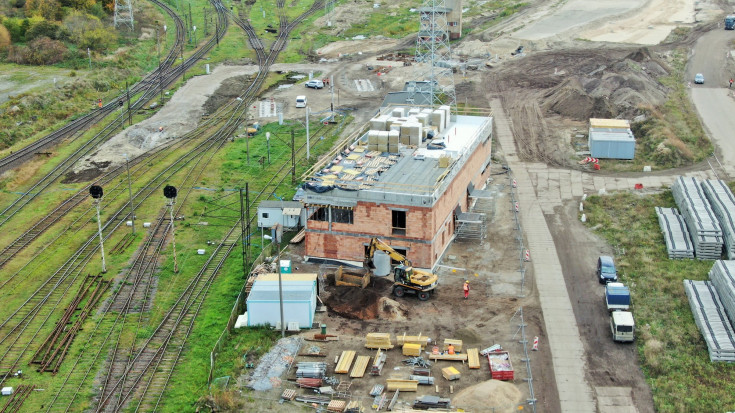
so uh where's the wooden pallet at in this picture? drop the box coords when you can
[281,389,297,401]
[467,348,480,369]
[350,355,370,378]
[428,353,468,361]
[327,399,347,412]
[335,350,356,374]
[386,379,419,392]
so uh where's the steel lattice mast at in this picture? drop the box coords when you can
[411,0,457,113]
[114,0,135,30]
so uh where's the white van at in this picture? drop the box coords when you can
[295,95,307,108]
[610,311,635,342]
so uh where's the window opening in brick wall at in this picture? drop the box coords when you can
[332,208,353,224]
[310,207,328,222]
[392,210,406,235]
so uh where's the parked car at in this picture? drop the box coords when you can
[694,73,704,84]
[597,255,618,284]
[305,79,324,89]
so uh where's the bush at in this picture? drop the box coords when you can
[26,20,66,41]
[7,36,67,64]
[62,10,116,51]
[25,0,62,20]
[3,17,29,42]
[78,26,116,51]
[0,25,11,48]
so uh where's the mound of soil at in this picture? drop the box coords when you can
[323,277,409,320]
[452,379,522,412]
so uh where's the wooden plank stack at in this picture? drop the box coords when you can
[395,333,430,348]
[335,351,356,374]
[402,343,422,356]
[467,348,480,369]
[443,339,463,352]
[365,333,393,349]
[386,379,419,392]
[350,355,370,378]
[441,366,461,381]
[370,349,387,375]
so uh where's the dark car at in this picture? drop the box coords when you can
[597,256,618,284]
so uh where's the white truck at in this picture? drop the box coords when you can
[610,311,635,342]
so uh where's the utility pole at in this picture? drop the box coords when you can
[181,44,186,81]
[126,82,131,126]
[87,47,92,69]
[266,132,271,164]
[203,7,208,36]
[291,129,296,184]
[124,154,135,235]
[90,185,106,273]
[239,187,247,277]
[330,75,335,120]
[245,183,250,265]
[306,107,310,161]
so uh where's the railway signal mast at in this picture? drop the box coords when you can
[90,185,107,273]
[164,185,179,273]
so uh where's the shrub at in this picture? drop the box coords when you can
[3,17,28,42]
[62,10,115,51]
[25,0,62,20]
[0,25,11,48]
[7,36,67,64]
[25,19,65,41]
[78,26,116,51]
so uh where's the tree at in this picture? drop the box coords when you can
[26,19,64,40]
[0,25,11,49]
[25,0,61,20]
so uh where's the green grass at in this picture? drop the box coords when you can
[584,191,735,412]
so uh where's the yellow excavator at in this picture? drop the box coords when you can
[364,238,439,301]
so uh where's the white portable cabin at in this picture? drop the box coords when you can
[246,273,317,329]
[257,200,304,229]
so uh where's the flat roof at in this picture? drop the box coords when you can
[612,311,635,325]
[258,200,303,209]
[247,289,313,302]
[590,129,634,142]
[303,106,492,208]
[253,273,317,282]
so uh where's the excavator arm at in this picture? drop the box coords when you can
[364,237,412,269]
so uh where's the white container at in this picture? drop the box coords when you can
[1,387,12,396]
[143,222,152,228]
[126,221,133,227]
[197,249,206,255]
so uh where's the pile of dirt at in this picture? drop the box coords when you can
[323,277,409,320]
[452,379,523,412]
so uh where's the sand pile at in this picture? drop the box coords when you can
[452,379,523,412]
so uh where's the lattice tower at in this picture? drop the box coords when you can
[114,0,134,30]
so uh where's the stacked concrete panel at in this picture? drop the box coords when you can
[672,176,723,259]
[655,207,695,259]
[683,279,735,362]
[709,260,735,331]
[701,180,735,259]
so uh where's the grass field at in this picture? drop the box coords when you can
[584,191,735,412]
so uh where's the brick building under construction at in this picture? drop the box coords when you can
[302,105,493,270]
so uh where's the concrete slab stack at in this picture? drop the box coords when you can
[701,180,735,259]
[683,279,735,362]
[655,207,695,259]
[709,260,735,331]
[672,176,723,259]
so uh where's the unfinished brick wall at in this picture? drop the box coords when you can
[305,128,493,268]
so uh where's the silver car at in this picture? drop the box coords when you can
[694,73,704,84]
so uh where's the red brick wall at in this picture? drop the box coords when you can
[305,128,492,268]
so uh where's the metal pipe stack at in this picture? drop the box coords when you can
[672,176,723,259]
[296,362,327,379]
[655,207,694,259]
[701,180,735,259]
[408,375,435,385]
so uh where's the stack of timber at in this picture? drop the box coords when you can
[413,395,451,409]
[370,349,387,375]
[709,260,735,323]
[396,333,430,348]
[402,343,422,356]
[366,333,394,349]
[443,339,463,352]
[386,379,419,392]
[345,401,361,413]
[281,389,297,401]
[655,207,695,259]
[335,350,356,374]
[295,395,331,405]
[441,366,461,381]
[684,279,735,361]
[672,176,723,259]
[350,355,371,378]
[428,353,467,361]
[702,180,735,259]
[467,348,481,369]
[296,362,327,379]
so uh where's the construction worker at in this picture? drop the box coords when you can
[463,280,470,299]
[447,344,455,355]
[432,345,439,355]
[730,78,734,88]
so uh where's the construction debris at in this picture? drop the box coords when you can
[295,395,331,405]
[365,333,393,349]
[402,357,431,368]
[479,344,502,355]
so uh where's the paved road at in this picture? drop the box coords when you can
[689,28,735,177]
